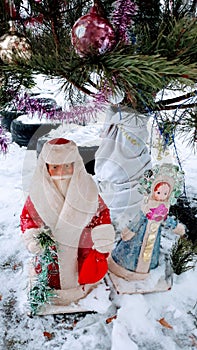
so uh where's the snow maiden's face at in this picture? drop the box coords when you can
[47,163,74,179]
[153,182,171,201]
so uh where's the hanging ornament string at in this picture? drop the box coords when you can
[170,94,197,177]
[118,104,122,120]
[8,0,15,32]
[4,0,17,22]
[149,115,155,155]
[152,108,188,197]
[169,0,173,14]
[139,82,188,198]
[146,84,174,159]
[9,0,13,17]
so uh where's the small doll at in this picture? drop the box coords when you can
[108,163,185,281]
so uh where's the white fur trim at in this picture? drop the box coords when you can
[121,227,136,241]
[41,140,78,164]
[92,224,115,253]
[28,139,100,291]
[30,140,98,246]
[22,228,42,254]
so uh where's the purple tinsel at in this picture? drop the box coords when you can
[14,93,59,120]
[13,92,107,125]
[93,81,114,105]
[0,127,9,154]
[111,0,137,44]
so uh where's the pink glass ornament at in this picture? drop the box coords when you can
[71,5,116,57]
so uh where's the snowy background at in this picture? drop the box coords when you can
[0,76,197,349]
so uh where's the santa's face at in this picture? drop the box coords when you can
[48,163,74,178]
[153,183,171,201]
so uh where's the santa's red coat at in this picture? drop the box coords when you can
[20,195,111,289]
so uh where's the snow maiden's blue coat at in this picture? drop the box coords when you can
[111,211,177,272]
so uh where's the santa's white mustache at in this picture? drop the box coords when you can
[50,175,72,180]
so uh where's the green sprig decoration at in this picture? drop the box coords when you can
[29,227,58,315]
[171,237,197,275]
[36,227,56,249]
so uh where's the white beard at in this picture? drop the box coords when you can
[51,175,72,180]
[52,178,72,197]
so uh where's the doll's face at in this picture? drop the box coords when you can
[47,163,74,178]
[153,182,171,201]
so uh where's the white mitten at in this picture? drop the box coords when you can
[121,227,136,241]
[91,224,115,253]
[22,228,43,254]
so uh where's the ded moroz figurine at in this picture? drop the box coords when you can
[20,138,115,314]
[108,163,185,290]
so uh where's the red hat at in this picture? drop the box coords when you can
[42,138,78,164]
[49,138,70,145]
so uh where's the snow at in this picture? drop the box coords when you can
[1,136,197,350]
[0,76,197,349]
[29,75,66,109]
[45,122,104,147]
[16,113,59,125]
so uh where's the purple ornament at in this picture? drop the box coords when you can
[71,6,116,57]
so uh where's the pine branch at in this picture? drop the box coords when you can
[171,237,197,275]
[156,102,197,111]
[156,90,197,107]
[65,79,93,96]
[98,52,197,108]
[0,0,196,118]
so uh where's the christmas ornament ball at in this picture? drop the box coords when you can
[0,32,31,63]
[71,6,116,57]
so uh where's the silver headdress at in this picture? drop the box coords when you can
[138,163,185,205]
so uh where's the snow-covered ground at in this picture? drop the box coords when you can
[0,128,196,350]
[0,76,197,349]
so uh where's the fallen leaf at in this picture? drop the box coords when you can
[0,294,2,301]
[13,263,21,270]
[189,335,197,347]
[73,319,78,327]
[43,331,53,339]
[106,315,117,324]
[157,317,173,329]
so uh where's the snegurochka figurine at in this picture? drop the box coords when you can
[20,138,115,314]
[108,163,185,281]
